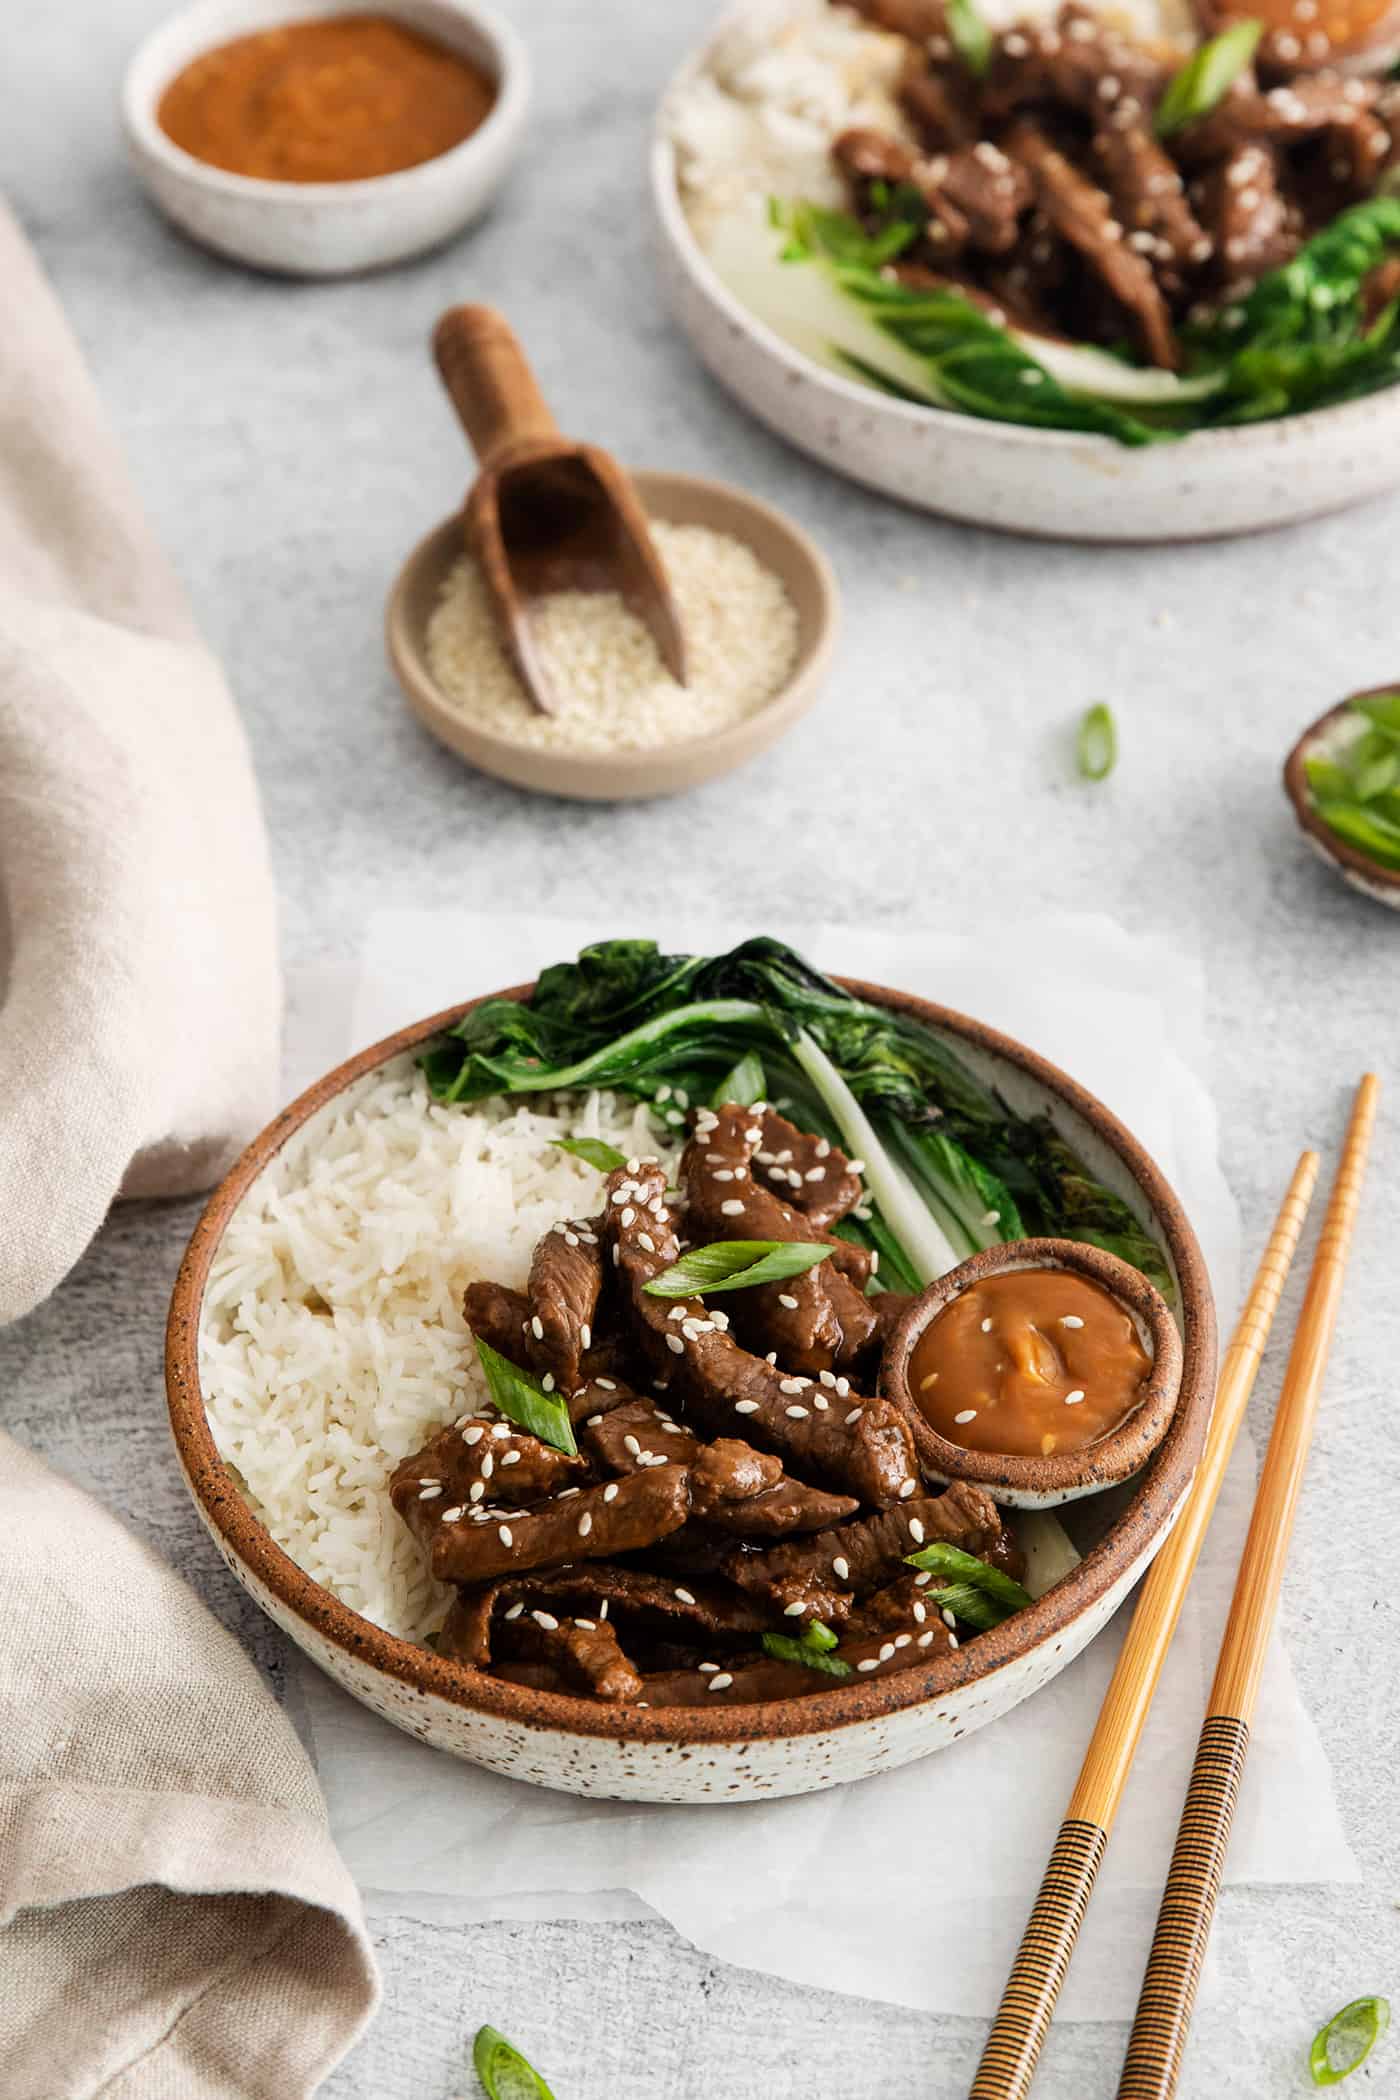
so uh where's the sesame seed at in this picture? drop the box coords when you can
[418,1483,443,1500]
[469,1481,485,1503]
[915,1571,932,1588]
[578,1513,593,1537]
[674,1090,689,1109]
[596,1377,616,1390]
[624,1435,641,1456]
[1061,1315,1084,1330]
[1065,1390,1086,1405]
[481,1453,495,1479]
[656,1083,671,1103]
[599,1601,609,1619]
[813,1394,829,1411]
[909,1519,926,1545]
[917,1629,935,1648]
[563,1230,579,1247]
[805,1166,826,1183]
[504,1602,525,1620]
[612,1245,620,1266]
[835,1378,850,1397]
[857,1658,879,1672]
[541,1375,554,1393]
[815,1137,830,1158]
[786,1404,811,1419]
[439,1505,463,1523]
[492,1423,512,1439]
[498,1525,514,1546]
[819,1370,836,1387]
[714,1168,734,1182]
[463,1426,484,1445]
[784,1601,808,1617]
[778,1293,800,1311]
[735,1399,760,1414]
[603,1483,619,1502]
[879,1642,896,1661]
[949,1634,960,1650]
[833,1557,851,1581]
[894,1634,912,1649]
[779,1378,803,1395]
[981,1318,993,1333]
[674,1587,696,1605]
[845,1407,863,1426]
[581,1324,591,1350]
[639,1233,655,1253]
[721,1199,745,1216]
[531,1316,544,1340]
[666,1333,685,1355]
[914,1601,927,1624]
[847,1159,865,1175]
[699,1661,718,1673]
[575,1619,597,1631]
[943,1607,957,1629]
[502,1450,521,1466]
[954,1409,978,1425]
[899,1480,917,1501]
[708,1673,733,1692]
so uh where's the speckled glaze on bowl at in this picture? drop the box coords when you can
[651,37,1400,542]
[166,977,1216,1802]
[882,1239,1184,1509]
[122,0,529,277]
[1284,686,1400,911]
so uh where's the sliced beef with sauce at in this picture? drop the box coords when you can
[440,1563,773,1668]
[724,1479,1004,1624]
[462,1280,534,1365]
[431,1463,693,1584]
[983,7,1164,126]
[1090,121,1212,284]
[834,128,1031,261]
[524,1217,604,1391]
[1191,143,1301,290]
[1004,118,1180,367]
[488,1608,643,1703]
[389,1415,587,1547]
[753,1106,865,1233]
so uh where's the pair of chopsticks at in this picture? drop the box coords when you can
[970,1072,1379,2100]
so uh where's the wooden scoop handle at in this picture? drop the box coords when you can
[433,305,559,467]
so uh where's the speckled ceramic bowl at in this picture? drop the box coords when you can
[122,0,529,277]
[882,1239,1183,1509]
[1284,685,1400,910]
[166,976,1215,1802]
[651,33,1400,542]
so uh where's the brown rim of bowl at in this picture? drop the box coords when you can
[166,975,1217,1746]
[880,1239,1184,1503]
[1283,685,1400,896]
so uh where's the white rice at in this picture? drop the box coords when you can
[199,1059,680,1642]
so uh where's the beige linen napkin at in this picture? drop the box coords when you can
[0,202,279,1326]
[0,1432,379,2097]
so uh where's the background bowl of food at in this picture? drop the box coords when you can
[122,0,530,276]
[651,0,1400,541]
[1284,681,1400,906]
[167,937,1216,1803]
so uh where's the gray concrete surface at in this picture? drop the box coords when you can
[4,2,1398,2093]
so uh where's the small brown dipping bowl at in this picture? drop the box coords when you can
[1283,684,1400,911]
[883,1239,1184,1509]
[387,470,839,802]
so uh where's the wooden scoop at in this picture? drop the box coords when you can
[432,305,688,716]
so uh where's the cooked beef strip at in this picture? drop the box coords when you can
[848,0,955,39]
[983,5,1164,126]
[431,1463,692,1583]
[491,1609,643,1703]
[462,1280,533,1365]
[1192,143,1301,289]
[389,1416,587,1548]
[606,1160,920,1508]
[440,1564,773,1667]
[493,1661,569,1692]
[569,1371,638,1427]
[834,128,1032,260]
[580,1397,855,1538]
[1004,117,1181,366]
[900,50,981,153]
[525,1217,604,1391]
[1091,120,1212,280]
[1176,75,1388,186]
[701,1474,861,1540]
[723,1479,1004,1624]
[580,1393,706,1474]
[681,1106,879,1375]
[637,1600,958,1708]
[753,1106,865,1232]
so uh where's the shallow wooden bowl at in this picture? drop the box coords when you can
[882,1239,1184,1509]
[166,976,1215,1802]
[1283,685,1400,910]
[386,471,839,802]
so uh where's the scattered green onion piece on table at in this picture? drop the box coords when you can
[761,1628,854,1677]
[1077,703,1118,782]
[946,0,993,77]
[471,1338,578,1456]
[643,1239,831,1298]
[550,1136,626,1173]
[904,1540,1033,1614]
[712,1051,767,1108]
[473,2025,556,2100]
[1155,19,1262,139]
[1309,1996,1390,2085]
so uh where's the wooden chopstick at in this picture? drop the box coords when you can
[968,1148,1321,2100]
[1116,1073,1378,2100]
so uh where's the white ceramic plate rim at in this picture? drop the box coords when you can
[122,0,530,205]
[650,24,1400,462]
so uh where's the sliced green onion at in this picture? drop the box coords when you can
[473,2025,556,2100]
[905,1540,1033,1614]
[761,1629,854,1677]
[471,1338,578,1456]
[923,1580,1007,1631]
[1309,1996,1390,2085]
[802,1619,840,1652]
[1155,20,1262,139]
[550,1136,626,1173]
[1351,689,1400,735]
[946,0,993,77]
[1313,798,1400,871]
[643,1239,831,1298]
[1077,703,1118,782]
[712,1051,767,1109]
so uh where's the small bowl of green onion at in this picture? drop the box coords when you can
[1284,684,1400,910]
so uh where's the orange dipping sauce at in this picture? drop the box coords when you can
[910,1267,1151,1460]
[157,15,496,184]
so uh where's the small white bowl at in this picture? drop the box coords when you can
[122,0,529,277]
[651,31,1400,542]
